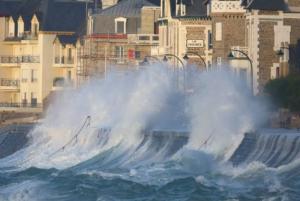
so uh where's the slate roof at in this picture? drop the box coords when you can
[0,0,90,34]
[242,0,288,11]
[57,34,78,45]
[95,0,159,18]
[0,0,20,17]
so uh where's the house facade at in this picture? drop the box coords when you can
[158,0,212,69]
[242,0,300,93]
[79,0,161,81]
[0,0,88,112]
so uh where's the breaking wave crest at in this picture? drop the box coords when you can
[0,65,299,201]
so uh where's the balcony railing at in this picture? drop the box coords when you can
[0,79,20,87]
[23,32,38,40]
[128,34,159,44]
[4,31,38,41]
[0,55,40,64]
[54,56,75,65]
[0,102,42,108]
[0,56,22,64]
[21,56,40,63]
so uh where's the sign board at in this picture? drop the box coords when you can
[186,40,204,48]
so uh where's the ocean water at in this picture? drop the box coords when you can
[0,65,299,201]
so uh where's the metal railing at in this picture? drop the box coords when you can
[128,34,159,44]
[5,32,38,41]
[0,56,22,64]
[0,79,20,87]
[0,102,42,108]
[0,56,40,64]
[54,56,75,65]
[21,56,40,63]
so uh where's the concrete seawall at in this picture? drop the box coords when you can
[2,124,300,169]
[230,129,300,167]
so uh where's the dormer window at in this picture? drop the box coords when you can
[8,17,15,37]
[17,16,24,37]
[31,15,39,36]
[176,0,186,16]
[115,17,127,34]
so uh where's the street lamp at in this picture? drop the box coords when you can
[276,46,297,70]
[228,49,254,95]
[142,56,162,65]
[163,54,185,68]
[183,52,207,69]
[163,54,186,91]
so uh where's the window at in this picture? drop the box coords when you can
[135,51,141,59]
[217,57,222,66]
[22,92,27,106]
[18,17,24,37]
[8,17,15,37]
[115,17,127,34]
[31,69,38,82]
[215,22,222,41]
[139,36,150,40]
[276,67,280,78]
[68,71,72,80]
[34,24,38,33]
[116,21,124,33]
[208,30,213,49]
[22,69,29,82]
[115,46,124,59]
[31,92,37,107]
[68,48,72,60]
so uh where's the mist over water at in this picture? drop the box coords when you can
[0,64,299,201]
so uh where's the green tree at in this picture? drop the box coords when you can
[265,75,300,112]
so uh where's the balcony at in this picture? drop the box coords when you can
[128,34,159,45]
[0,102,43,113]
[54,56,75,68]
[21,56,40,63]
[0,56,21,67]
[0,79,20,91]
[0,55,40,67]
[211,0,245,13]
[4,32,38,43]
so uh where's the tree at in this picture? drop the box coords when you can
[265,75,300,112]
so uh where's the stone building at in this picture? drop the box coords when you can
[205,0,246,66]
[241,0,300,94]
[79,0,160,81]
[158,0,212,69]
[0,0,88,112]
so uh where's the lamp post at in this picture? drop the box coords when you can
[163,54,185,69]
[142,55,162,65]
[228,49,254,95]
[163,54,186,91]
[183,52,207,69]
[276,46,298,72]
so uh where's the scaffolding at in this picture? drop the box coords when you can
[76,33,160,86]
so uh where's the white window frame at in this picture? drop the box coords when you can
[115,17,127,34]
[8,17,15,37]
[215,22,222,41]
[31,15,39,36]
[17,16,24,37]
[115,46,124,63]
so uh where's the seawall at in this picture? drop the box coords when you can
[230,129,300,167]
